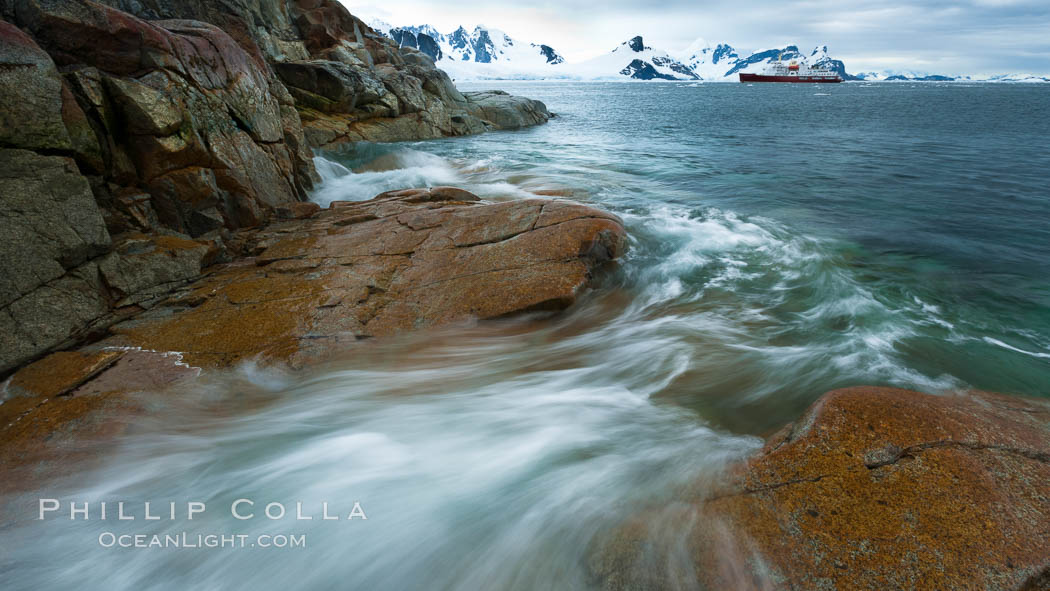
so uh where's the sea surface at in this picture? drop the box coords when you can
[3,82,1049,590]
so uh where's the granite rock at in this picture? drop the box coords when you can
[591,387,1050,591]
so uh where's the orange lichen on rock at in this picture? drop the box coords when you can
[0,187,626,487]
[0,349,199,489]
[0,350,128,465]
[5,350,125,399]
[100,188,626,368]
[592,387,1050,591]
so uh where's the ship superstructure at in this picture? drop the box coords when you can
[739,59,842,83]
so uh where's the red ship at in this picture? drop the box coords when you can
[739,59,842,83]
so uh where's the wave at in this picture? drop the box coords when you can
[616,205,962,398]
[983,337,1050,359]
[1,316,760,590]
[0,196,974,590]
[310,142,973,402]
[309,145,579,207]
[7,92,1047,588]
[310,149,461,206]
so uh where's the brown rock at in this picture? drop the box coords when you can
[14,0,315,230]
[102,75,184,136]
[274,59,385,113]
[104,191,160,233]
[275,201,322,219]
[0,348,200,492]
[62,66,141,184]
[290,0,364,54]
[0,149,115,374]
[4,350,125,399]
[592,387,1050,591]
[463,90,552,130]
[59,80,104,172]
[146,167,225,235]
[0,20,72,151]
[91,0,306,63]
[102,189,625,368]
[0,149,110,306]
[98,234,211,306]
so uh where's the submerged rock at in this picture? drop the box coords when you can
[0,348,200,490]
[592,387,1050,590]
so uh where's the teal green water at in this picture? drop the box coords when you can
[3,82,1048,590]
[317,81,1050,430]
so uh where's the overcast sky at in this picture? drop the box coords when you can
[342,0,1050,75]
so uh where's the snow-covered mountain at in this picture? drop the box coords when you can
[573,37,853,81]
[369,22,850,82]
[676,38,740,80]
[672,41,851,81]
[573,36,698,80]
[983,74,1050,83]
[366,19,1048,83]
[368,21,567,80]
[854,71,955,81]
[854,71,1050,82]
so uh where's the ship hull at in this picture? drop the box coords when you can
[739,73,842,83]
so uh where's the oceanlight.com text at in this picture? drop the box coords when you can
[97,532,307,549]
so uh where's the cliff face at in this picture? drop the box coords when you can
[0,0,551,375]
[93,0,551,146]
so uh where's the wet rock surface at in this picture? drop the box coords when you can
[12,0,316,219]
[103,188,626,368]
[592,387,1050,591]
[0,348,200,491]
[0,188,625,479]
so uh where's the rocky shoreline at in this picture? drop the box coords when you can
[0,185,627,489]
[1,0,551,376]
[1,1,1049,590]
[0,0,568,488]
[591,387,1050,590]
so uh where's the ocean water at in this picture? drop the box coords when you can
[3,82,1049,590]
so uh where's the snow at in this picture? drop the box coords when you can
[369,20,566,79]
[570,38,698,80]
[366,18,1049,83]
[674,39,742,80]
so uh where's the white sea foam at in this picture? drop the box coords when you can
[309,149,564,206]
[310,151,462,205]
[2,322,759,590]
[302,148,988,402]
[312,155,350,180]
[102,346,203,376]
[613,203,968,397]
[3,81,1046,591]
[983,337,1050,359]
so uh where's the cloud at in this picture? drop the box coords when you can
[340,0,1050,75]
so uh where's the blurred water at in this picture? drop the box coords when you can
[2,82,1048,590]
